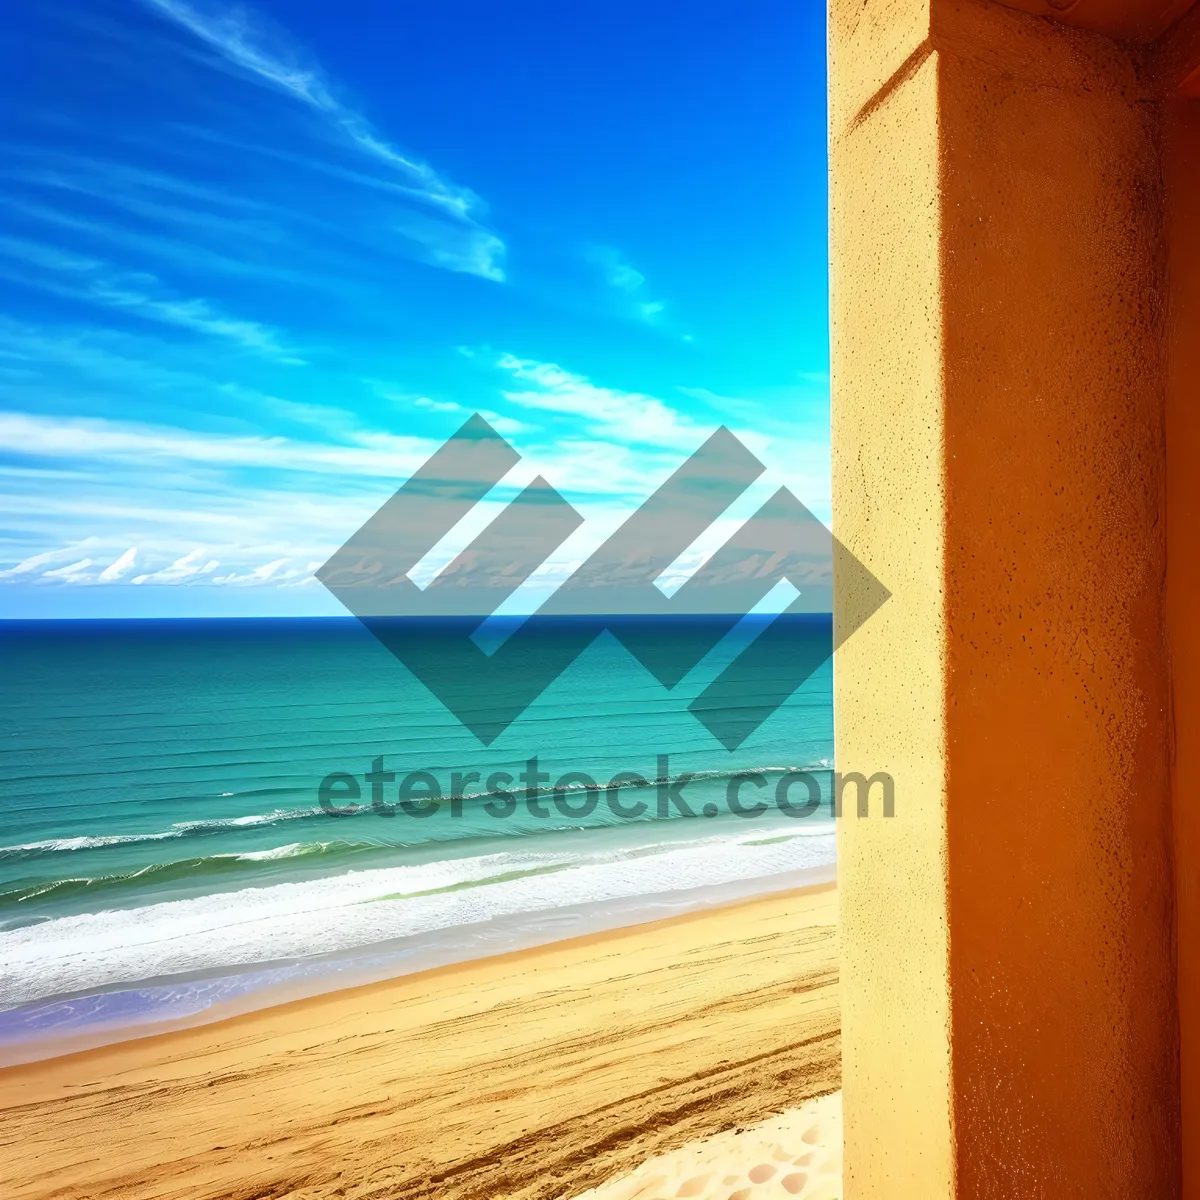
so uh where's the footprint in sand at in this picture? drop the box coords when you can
[625,1174,668,1200]
[572,1093,843,1200]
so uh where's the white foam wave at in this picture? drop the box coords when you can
[0,809,320,857]
[0,824,835,1008]
[234,843,309,862]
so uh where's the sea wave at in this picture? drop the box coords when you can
[0,823,836,1010]
[0,809,324,859]
[0,763,834,860]
[0,841,361,910]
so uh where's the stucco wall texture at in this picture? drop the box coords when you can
[1166,100,1200,1200]
[830,0,1193,1195]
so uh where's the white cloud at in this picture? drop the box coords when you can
[0,409,437,478]
[139,0,505,280]
[479,409,527,436]
[40,557,93,579]
[211,556,291,585]
[412,396,464,414]
[0,236,101,274]
[132,548,219,584]
[383,393,522,435]
[0,353,831,603]
[595,252,645,294]
[260,397,361,437]
[98,546,137,581]
[0,540,101,578]
[89,281,303,361]
[0,400,689,600]
[252,557,287,580]
[587,246,667,324]
[0,236,300,360]
[672,382,832,519]
[496,353,702,447]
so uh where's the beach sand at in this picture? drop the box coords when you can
[0,882,838,1200]
[576,1091,842,1200]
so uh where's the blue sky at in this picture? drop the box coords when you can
[0,0,830,617]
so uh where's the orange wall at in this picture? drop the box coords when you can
[938,4,1178,1191]
[1166,99,1200,1200]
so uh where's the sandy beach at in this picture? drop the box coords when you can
[0,882,838,1200]
[576,1091,842,1200]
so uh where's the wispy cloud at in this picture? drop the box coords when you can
[89,279,303,361]
[412,396,464,414]
[0,409,437,478]
[42,557,94,579]
[0,399,680,505]
[138,0,506,280]
[0,540,101,579]
[496,353,703,446]
[0,346,827,602]
[0,235,302,360]
[587,245,667,324]
[375,386,527,436]
[0,397,697,595]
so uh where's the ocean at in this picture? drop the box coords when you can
[0,615,835,1061]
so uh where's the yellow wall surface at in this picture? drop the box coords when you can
[829,0,952,1193]
[831,0,1181,1194]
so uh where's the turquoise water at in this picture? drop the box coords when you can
[0,616,835,1055]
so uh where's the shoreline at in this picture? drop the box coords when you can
[0,860,835,1067]
[0,880,840,1200]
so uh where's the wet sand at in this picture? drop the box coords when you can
[0,882,838,1200]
